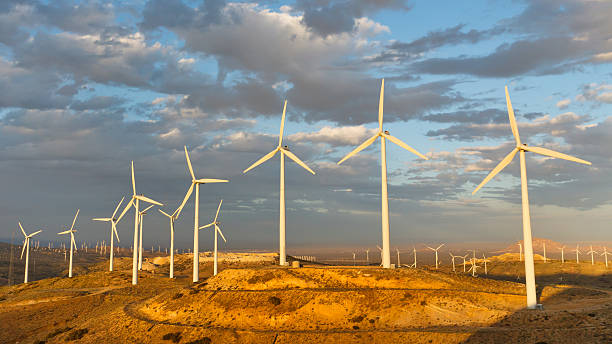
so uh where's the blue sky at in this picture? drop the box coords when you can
[0,0,610,253]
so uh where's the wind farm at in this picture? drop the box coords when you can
[0,1,611,342]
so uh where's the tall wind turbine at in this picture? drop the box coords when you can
[426,244,444,269]
[449,252,460,272]
[58,209,79,278]
[601,247,609,268]
[337,79,428,268]
[396,248,401,267]
[560,245,565,264]
[19,222,42,283]
[543,242,547,262]
[574,244,581,264]
[461,254,469,273]
[472,87,591,309]
[199,200,227,276]
[410,247,417,268]
[137,205,155,270]
[179,147,228,282]
[117,161,163,285]
[587,246,597,265]
[92,197,127,272]
[482,253,490,275]
[243,100,315,267]
[159,195,189,278]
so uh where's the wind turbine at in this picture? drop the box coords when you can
[472,87,591,309]
[410,247,417,268]
[574,245,581,264]
[117,161,163,285]
[482,254,490,275]
[449,252,460,272]
[243,100,315,267]
[366,249,370,264]
[426,244,444,269]
[468,258,480,277]
[461,254,469,273]
[396,248,401,267]
[543,242,547,262]
[587,246,597,265]
[601,247,609,268]
[18,222,42,283]
[560,245,565,264]
[137,205,155,270]
[58,209,79,278]
[92,197,127,272]
[337,79,428,269]
[159,195,189,278]
[352,252,356,266]
[179,146,228,282]
[198,200,227,276]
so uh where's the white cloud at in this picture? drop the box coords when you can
[288,125,378,146]
[556,99,571,109]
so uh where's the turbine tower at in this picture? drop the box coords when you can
[518,242,522,261]
[587,246,597,265]
[137,205,155,270]
[199,200,227,276]
[601,247,610,268]
[560,245,565,264]
[92,197,127,272]
[58,209,79,278]
[19,222,42,283]
[179,146,228,282]
[337,79,428,268]
[574,245,581,264]
[117,161,163,285]
[243,100,315,266]
[472,86,591,309]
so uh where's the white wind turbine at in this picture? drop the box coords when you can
[426,244,444,269]
[587,245,597,265]
[18,222,42,283]
[158,196,189,279]
[543,242,547,262]
[137,205,155,270]
[92,197,127,272]
[179,146,228,282]
[449,252,460,272]
[337,79,428,269]
[482,253,490,275]
[472,87,591,309]
[410,247,417,268]
[198,200,227,276]
[366,249,370,264]
[467,258,480,277]
[58,209,80,278]
[560,245,565,264]
[117,161,163,285]
[243,100,315,267]
[461,254,469,273]
[574,244,581,264]
[601,247,610,268]
[396,248,401,267]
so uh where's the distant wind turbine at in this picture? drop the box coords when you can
[158,195,189,278]
[467,258,480,277]
[560,245,565,264]
[574,245,581,264]
[199,200,227,276]
[58,209,79,278]
[449,252,460,272]
[426,244,444,269]
[461,254,469,273]
[543,242,547,262]
[601,247,609,268]
[396,248,401,267]
[243,100,315,267]
[117,161,163,285]
[337,79,428,269]
[366,249,370,264]
[410,247,417,268]
[137,205,155,270]
[92,197,127,272]
[587,246,597,265]
[482,253,490,275]
[19,222,42,283]
[472,87,591,309]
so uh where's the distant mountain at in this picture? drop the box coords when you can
[496,238,609,254]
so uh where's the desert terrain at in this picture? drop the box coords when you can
[0,249,610,344]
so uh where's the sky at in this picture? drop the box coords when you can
[0,0,611,253]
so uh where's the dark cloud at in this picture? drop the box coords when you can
[295,0,410,36]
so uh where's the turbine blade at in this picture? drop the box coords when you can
[58,230,71,235]
[131,161,136,195]
[279,99,287,147]
[70,209,79,231]
[382,133,428,160]
[184,146,196,180]
[18,222,26,237]
[378,79,384,130]
[425,246,434,251]
[214,200,223,223]
[92,218,111,222]
[243,148,279,173]
[158,209,171,218]
[216,225,227,243]
[522,146,591,165]
[337,133,379,165]
[195,178,229,184]
[283,149,315,175]
[21,239,27,259]
[71,235,77,251]
[377,245,382,251]
[141,204,154,213]
[135,195,163,206]
[472,148,519,195]
[175,183,194,218]
[112,197,125,218]
[29,230,42,237]
[198,223,214,230]
[116,198,134,223]
[112,223,120,243]
[505,86,521,146]
[437,244,445,250]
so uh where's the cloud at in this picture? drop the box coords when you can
[556,99,570,109]
[288,125,378,146]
